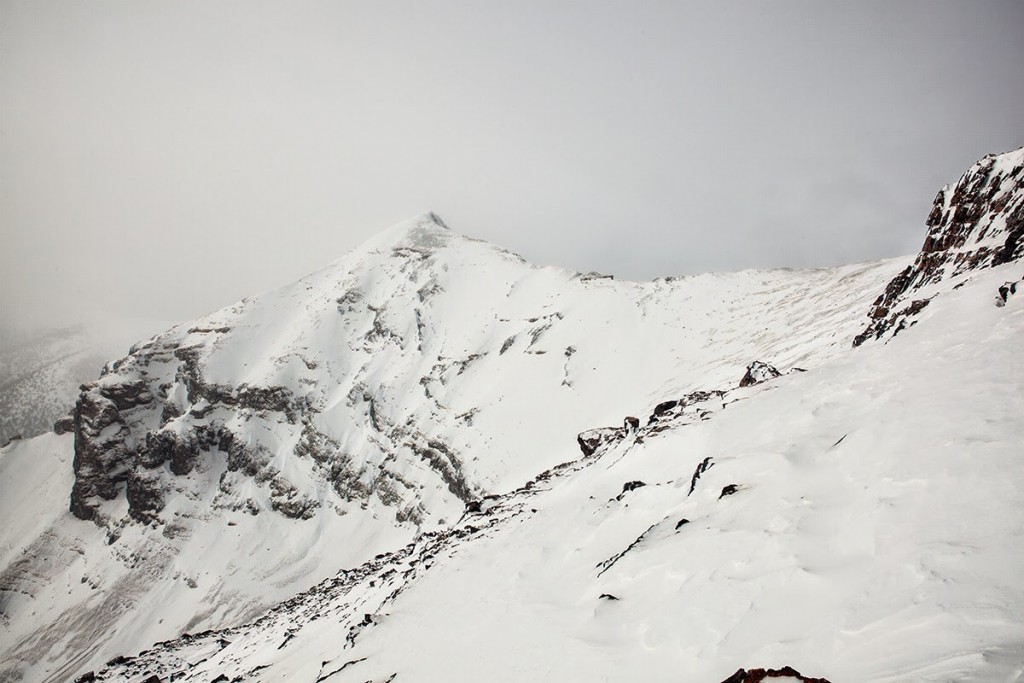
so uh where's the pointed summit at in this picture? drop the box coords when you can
[363,211,456,253]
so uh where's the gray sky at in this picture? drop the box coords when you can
[2,1,1022,330]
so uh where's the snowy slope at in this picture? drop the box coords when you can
[2,146,1022,683]
[87,261,1024,683]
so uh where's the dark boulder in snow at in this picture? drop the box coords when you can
[674,518,690,530]
[615,480,646,500]
[997,278,1021,306]
[577,426,624,457]
[719,484,740,499]
[739,361,781,388]
[720,666,832,683]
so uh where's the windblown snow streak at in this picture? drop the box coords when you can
[2,147,1023,683]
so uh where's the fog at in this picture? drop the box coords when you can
[2,1,1022,331]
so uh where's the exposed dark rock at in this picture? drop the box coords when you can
[100,380,154,411]
[268,477,318,520]
[997,278,1021,306]
[159,401,182,426]
[720,666,832,683]
[73,672,96,683]
[138,430,201,475]
[689,456,714,495]
[615,480,646,501]
[186,326,231,334]
[719,484,740,499]
[623,416,640,433]
[739,361,781,388]
[647,390,726,427]
[577,427,624,457]
[236,385,300,423]
[674,518,690,530]
[598,593,619,600]
[652,399,679,416]
[70,384,140,520]
[855,147,1024,346]
[596,522,658,577]
[125,472,166,523]
[53,414,75,435]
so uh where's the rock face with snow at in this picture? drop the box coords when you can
[0,324,154,446]
[854,146,1024,345]
[738,360,781,387]
[2,148,1024,683]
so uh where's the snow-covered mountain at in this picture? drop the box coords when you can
[1,147,1022,683]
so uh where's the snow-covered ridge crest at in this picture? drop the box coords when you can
[854,144,1024,345]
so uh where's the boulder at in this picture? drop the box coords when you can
[739,361,781,388]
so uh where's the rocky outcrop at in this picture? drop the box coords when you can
[67,332,315,526]
[70,380,154,520]
[997,278,1022,306]
[647,390,725,429]
[720,666,832,683]
[855,146,1024,346]
[739,361,781,388]
[577,427,625,457]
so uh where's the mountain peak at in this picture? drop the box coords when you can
[364,211,457,253]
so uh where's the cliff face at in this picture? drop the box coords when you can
[854,146,1024,345]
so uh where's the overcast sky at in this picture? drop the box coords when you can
[2,1,1022,331]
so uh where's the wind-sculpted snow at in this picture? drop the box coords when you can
[75,376,738,682]
[2,147,1023,682]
